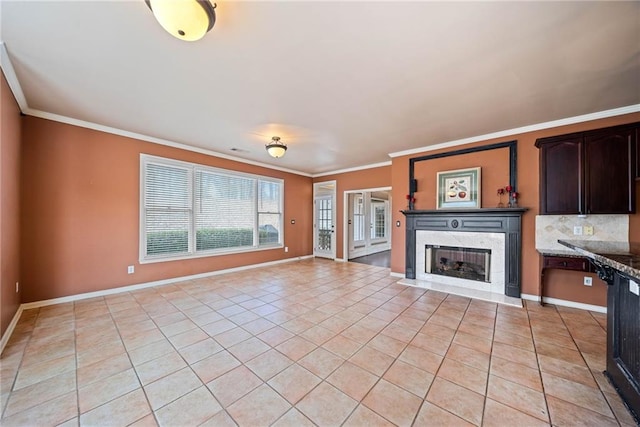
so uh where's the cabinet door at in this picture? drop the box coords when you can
[585,128,635,214]
[607,273,640,421]
[635,128,640,180]
[540,138,582,214]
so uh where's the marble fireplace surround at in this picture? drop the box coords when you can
[401,209,526,303]
[417,230,505,293]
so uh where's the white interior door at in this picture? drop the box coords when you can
[349,193,366,257]
[347,190,391,259]
[314,181,336,259]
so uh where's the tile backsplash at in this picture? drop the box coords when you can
[535,215,629,252]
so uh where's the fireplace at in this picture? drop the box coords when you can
[402,208,526,298]
[426,245,491,283]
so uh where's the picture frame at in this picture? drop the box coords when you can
[436,167,481,209]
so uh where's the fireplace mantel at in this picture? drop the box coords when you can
[402,208,527,297]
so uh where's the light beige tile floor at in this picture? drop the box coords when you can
[0,259,637,426]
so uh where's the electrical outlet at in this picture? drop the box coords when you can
[573,226,583,235]
[584,225,594,236]
[583,276,592,286]
[630,280,640,296]
[284,247,289,253]
[127,265,135,274]
[15,282,19,293]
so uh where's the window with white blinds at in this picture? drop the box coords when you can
[141,155,283,262]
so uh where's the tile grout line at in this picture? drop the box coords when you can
[555,306,621,424]
[527,300,553,426]
[480,299,499,426]
[407,292,464,426]
[0,307,39,420]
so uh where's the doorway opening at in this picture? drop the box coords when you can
[345,188,391,266]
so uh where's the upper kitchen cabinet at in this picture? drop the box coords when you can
[536,122,639,215]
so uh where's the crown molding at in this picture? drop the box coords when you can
[0,43,312,178]
[312,161,392,178]
[389,104,640,158]
[3,41,638,176]
[25,108,313,177]
[0,42,28,111]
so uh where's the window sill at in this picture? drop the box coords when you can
[139,244,284,264]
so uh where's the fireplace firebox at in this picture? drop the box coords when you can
[426,245,491,283]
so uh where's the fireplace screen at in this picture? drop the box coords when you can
[426,245,491,283]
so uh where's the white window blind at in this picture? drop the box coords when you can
[141,155,283,262]
[258,180,282,245]
[195,171,255,251]
[144,162,191,257]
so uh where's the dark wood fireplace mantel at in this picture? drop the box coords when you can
[402,208,527,298]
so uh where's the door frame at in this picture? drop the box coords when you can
[343,186,392,261]
[313,180,337,259]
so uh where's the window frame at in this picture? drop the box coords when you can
[140,154,284,264]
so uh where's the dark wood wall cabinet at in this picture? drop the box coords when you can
[536,122,639,215]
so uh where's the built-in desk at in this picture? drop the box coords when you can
[538,250,592,306]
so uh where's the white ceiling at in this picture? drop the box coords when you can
[1,1,639,176]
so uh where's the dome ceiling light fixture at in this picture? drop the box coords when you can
[145,0,216,42]
[265,136,287,158]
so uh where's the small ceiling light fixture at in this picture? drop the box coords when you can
[146,0,216,42]
[266,136,287,158]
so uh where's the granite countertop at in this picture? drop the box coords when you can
[558,239,640,281]
[537,248,587,257]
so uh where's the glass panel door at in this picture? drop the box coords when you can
[314,195,335,258]
[351,193,366,252]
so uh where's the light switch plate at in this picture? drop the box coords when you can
[630,280,639,296]
[573,226,583,235]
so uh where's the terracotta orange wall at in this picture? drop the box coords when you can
[1,72,22,336]
[20,117,313,303]
[14,107,640,307]
[313,166,391,260]
[391,112,640,307]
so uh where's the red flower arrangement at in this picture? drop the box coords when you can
[497,186,519,207]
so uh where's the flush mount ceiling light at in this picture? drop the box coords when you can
[265,136,287,158]
[145,0,216,42]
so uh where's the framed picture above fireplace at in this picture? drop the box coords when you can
[437,167,481,209]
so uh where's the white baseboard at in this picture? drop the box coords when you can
[520,294,541,303]
[520,293,607,313]
[0,305,24,355]
[1,255,313,351]
[390,271,405,278]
